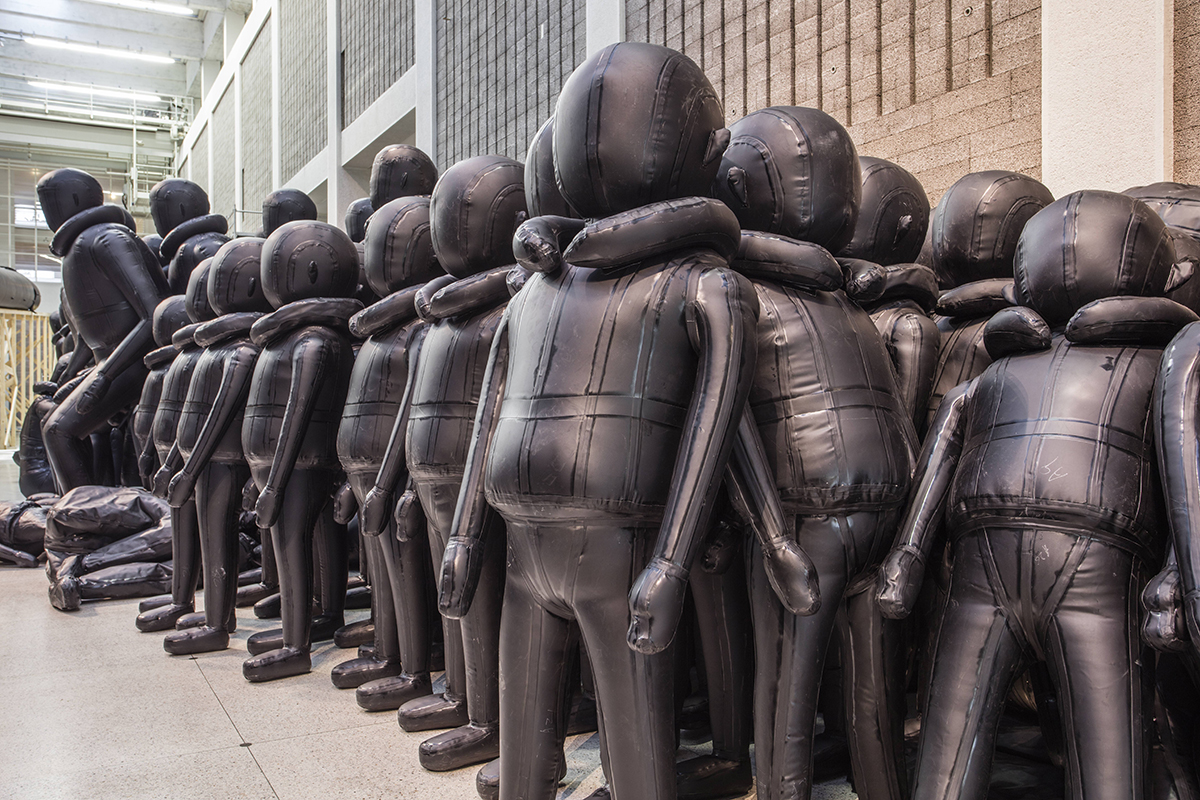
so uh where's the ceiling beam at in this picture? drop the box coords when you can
[0,46,187,95]
[0,114,178,159]
[0,11,205,61]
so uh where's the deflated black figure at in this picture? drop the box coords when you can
[240,220,361,682]
[878,191,1193,800]
[262,188,318,237]
[923,170,1053,435]
[712,106,916,800]
[360,155,523,772]
[39,168,170,492]
[133,296,192,488]
[334,192,443,709]
[137,262,218,633]
[439,43,766,800]
[150,178,229,295]
[159,237,274,654]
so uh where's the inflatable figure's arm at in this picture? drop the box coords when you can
[1154,321,1200,651]
[255,333,332,528]
[1143,545,1190,653]
[876,379,972,619]
[333,481,357,525]
[152,442,183,497]
[361,327,428,536]
[60,338,93,385]
[167,348,257,507]
[0,542,37,567]
[439,315,510,619]
[627,267,758,654]
[883,311,941,426]
[394,482,426,544]
[726,409,820,616]
[137,428,159,485]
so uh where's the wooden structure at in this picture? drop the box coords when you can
[0,311,54,449]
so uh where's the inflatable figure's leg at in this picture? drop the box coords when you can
[239,526,278,607]
[840,575,907,800]
[243,468,333,682]
[1154,652,1199,800]
[398,479,467,731]
[165,461,248,654]
[43,365,147,492]
[677,545,753,799]
[136,498,200,631]
[313,496,348,627]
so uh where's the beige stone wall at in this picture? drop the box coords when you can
[1177,0,1200,184]
[627,0,1041,203]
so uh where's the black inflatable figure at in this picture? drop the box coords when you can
[333,190,443,709]
[863,263,941,427]
[839,156,930,266]
[877,190,1193,800]
[16,386,59,497]
[711,105,916,800]
[439,43,774,800]
[133,296,192,488]
[39,168,170,492]
[240,220,361,682]
[345,198,374,243]
[923,170,1053,434]
[371,144,440,210]
[149,178,229,295]
[142,233,168,269]
[137,262,218,632]
[160,237,275,654]
[360,155,522,772]
[262,188,318,237]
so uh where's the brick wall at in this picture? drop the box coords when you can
[210,87,236,219]
[281,0,328,179]
[1176,0,1200,184]
[626,0,1041,203]
[241,25,273,217]
[435,0,586,168]
[341,0,416,127]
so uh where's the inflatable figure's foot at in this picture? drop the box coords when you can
[676,755,752,800]
[237,568,262,586]
[136,602,192,631]
[419,723,500,771]
[475,751,567,800]
[398,692,469,732]
[174,610,207,630]
[344,584,371,610]
[567,692,598,735]
[357,672,432,711]
[49,576,81,612]
[331,656,402,689]
[164,625,230,655]
[334,618,374,648]
[139,594,171,612]
[358,643,376,659]
[236,582,274,607]
[252,592,281,619]
[583,787,611,799]
[243,647,311,682]
[811,732,850,782]
[246,614,339,654]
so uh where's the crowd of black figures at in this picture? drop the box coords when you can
[10,42,1200,800]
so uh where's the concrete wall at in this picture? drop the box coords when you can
[241,25,273,221]
[211,86,237,218]
[1177,0,1200,183]
[342,0,416,127]
[281,0,329,180]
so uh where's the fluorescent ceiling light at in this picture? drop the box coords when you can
[85,0,197,16]
[27,81,163,104]
[3,98,174,125]
[25,37,177,64]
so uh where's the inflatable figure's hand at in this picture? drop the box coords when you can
[76,373,110,414]
[876,545,926,619]
[137,451,157,484]
[53,372,87,404]
[255,486,282,529]
[1142,565,1189,653]
[762,540,821,617]
[242,479,260,514]
[332,481,356,525]
[627,558,689,655]
[1186,591,1200,657]
[359,487,391,537]
[151,465,173,498]
[438,536,483,619]
[393,490,422,543]
[167,472,196,508]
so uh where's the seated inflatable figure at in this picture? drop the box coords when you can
[159,237,275,654]
[710,106,916,800]
[333,166,444,712]
[436,43,808,800]
[261,188,318,237]
[137,263,218,632]
[878,190,1194,800]
[839,156,930,266]
[150,178,229,295]
[240,220,361,682]
[38,169,170,492]
[923,171,1053,436]
[16,385,59,498]
[132,296,191,488]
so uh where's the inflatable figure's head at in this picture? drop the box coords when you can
[345,198,374,243]
[152,295,191,347]
[931,170,1053,289]
[142,234,167,267]
[37,169,104,232]
[209,237,273,315]
[430,156,527,279]
[1014,191,1177,327]
[365,196,443,296]
[370,145,439,210]
[185,258,218,323]
[149,178,211,237]
[554,43,727,218]
[838,157,929,265]
[1124,182,1200,237]
[714,106,860,252]
[1165,228,1200,314]
[262,189,318,237]
[260,221,359,307]
[525,116,575,219]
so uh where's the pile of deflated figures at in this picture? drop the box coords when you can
[16,41,1200,800]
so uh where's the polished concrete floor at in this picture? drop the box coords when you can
[0,460,855,800]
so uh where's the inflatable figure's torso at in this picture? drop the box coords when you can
[151,338,203,461]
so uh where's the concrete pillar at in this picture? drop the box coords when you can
[270,0,282,190]
[1041,0,1173,196]
[224,10,247,60]
[586,0,625,56]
